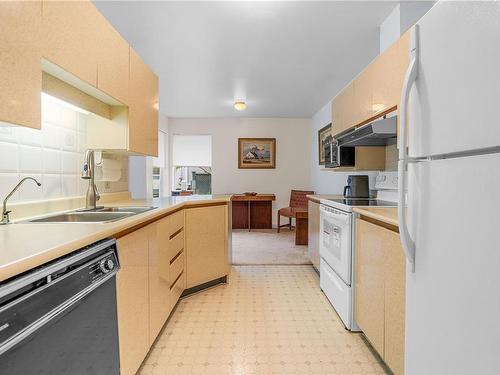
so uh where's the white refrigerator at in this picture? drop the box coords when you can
[398,2,500,374]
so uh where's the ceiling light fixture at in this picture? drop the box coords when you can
[234,100,247,111]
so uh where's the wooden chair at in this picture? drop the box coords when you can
[277,190,314,233]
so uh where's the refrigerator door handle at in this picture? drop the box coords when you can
[398,25,419,272]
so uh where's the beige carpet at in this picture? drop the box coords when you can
[231,229,312,265]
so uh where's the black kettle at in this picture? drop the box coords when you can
[343,175,369,198]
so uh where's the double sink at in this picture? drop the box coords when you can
[25,206,157,223]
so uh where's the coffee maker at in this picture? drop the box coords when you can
[343,175,369,198]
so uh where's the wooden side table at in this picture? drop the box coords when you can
[231,194,276,231]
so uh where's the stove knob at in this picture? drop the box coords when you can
[99,258,115,273]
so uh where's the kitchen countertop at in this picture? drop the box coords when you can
[353,207,399,228]
[0,195,230,282]
[307,194,344,203]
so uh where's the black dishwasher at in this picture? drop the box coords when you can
[0,239,120,375]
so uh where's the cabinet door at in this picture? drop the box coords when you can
[353,66,374,125]
[116,227,150,375]
[0,1,41,129]
[129,48,159,156]
[148,219,171,344]
[42,0,100,86]
[384,227,406,375]
[185,205,228,289]
[372,33,409,116]
[97,19,129,104]
[307,200,320,270]
[334,81,356,135]
[355,218,385,356]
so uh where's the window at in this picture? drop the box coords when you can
[172,135,212,195]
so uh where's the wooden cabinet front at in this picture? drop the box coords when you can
[331,33,410,138]
[355,218,386,356]
[186,205,228,289]
[307,200,320,270]
[148,219,171,344]
[0,1,42,129]
[384,224,406,375]
[42,0,100,86]
[355,217,406,375]
[372,32,409,118]
[116,226,150,375]
[97,21,130,104]
[129,48,159,156]
[332,81,355,136]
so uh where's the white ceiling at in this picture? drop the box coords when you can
[94,1,397,118]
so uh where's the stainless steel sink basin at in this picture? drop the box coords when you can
[91,206,156,214]
[24,206,157,223]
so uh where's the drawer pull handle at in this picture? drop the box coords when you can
[170,271,184,290]
[169,227,183,240]
[170,249,184,265]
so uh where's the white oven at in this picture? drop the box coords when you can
[319,203,358,331]
[319,204,352,284]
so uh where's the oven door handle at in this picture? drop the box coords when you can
[0,272,116,356]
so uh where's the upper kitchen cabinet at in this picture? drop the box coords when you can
[97,19,130,105]
[372,32,409,118]
[42,0,101,87]
[0,1,42,129]
[332,81,355,136]
[331,33,410,137]
[86,49,159,157]
[129,48,159,156]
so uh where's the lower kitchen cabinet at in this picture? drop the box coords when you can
[185,204,229,289]
[115,203,228,374]
[355,218,406,375]
[148,218,171,345]
[307,200,320,270]
[116,225,151,375]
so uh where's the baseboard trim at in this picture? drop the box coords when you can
[181,276,227,297]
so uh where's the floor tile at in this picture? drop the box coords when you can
[138,266,387,375]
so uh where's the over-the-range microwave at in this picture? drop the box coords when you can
[324,142,355,168]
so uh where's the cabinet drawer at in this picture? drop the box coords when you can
[169,267,185,311]
[169,251,185,286]
[168,229,184,261]
[168,210,184,237]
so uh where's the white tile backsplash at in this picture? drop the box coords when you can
[0,142,18,172]
[62,151,78,174]
[42,174,62,199]
[17,126,42,147]
[62,175,78,197]
[0,173,20,202]
[19,145,42,173]
[62,129,77,151]
[0,95,128,203]
[42,149,62,174]
[42,123,63,150]
[18,173,43,201]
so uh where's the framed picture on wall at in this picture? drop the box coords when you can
[238,138,276,169]
[318,123,332,165]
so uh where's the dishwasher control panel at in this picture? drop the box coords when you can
[90,252,119,282]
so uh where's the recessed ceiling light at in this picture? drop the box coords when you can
[234,100,247,111]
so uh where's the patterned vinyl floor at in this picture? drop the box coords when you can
[138,266,387,375]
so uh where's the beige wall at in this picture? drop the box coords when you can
[169,117,312,226]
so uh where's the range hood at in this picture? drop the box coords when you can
[336,116,397,147]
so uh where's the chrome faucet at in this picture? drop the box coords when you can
[81,149,101,210]
[1,177,42,225]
